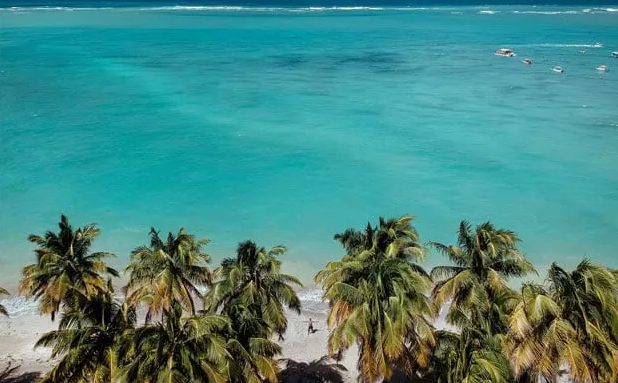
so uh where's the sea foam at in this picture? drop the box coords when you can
[0,296,40,318]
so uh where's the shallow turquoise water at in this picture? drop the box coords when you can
[1,5,618,285]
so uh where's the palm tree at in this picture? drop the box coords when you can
[0,287,9,317]
[506,260,618,383]
[204,240,302,382]
[121,302,230,383]
[314,215,435,383]
[422,328,511,383]
[35,289,136,383]
[205,241,302,337]
[20,215,118,320]
[125,228,212,321]
[430,221,534,335]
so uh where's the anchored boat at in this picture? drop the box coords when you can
[495,48,516,57]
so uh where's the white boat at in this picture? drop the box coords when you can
[552,66,564,73]
[522,58,533,65]
[596,65,609,72]
[495,48,516,57]
[612,52,618,58]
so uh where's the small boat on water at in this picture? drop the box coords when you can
[579,49,586,54]
[552,66,564,73]
[522,58,533,65]
[612,52,618,58]
[596,65,609,72]
[495,48,516,57]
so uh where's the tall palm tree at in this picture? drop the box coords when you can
[125,228,212,321]
[204,240,302,382]
[205,241,302,337]
[20,215,118,320]
[506,260,618,383]
[121,302,230,383]
[315,215,435,383]
[0,286,9,316]
[35,288,136,383]
[430,221,534,334]
[423,328,511,383]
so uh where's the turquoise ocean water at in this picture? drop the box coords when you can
[1,5,618,292]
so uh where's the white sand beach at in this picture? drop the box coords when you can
[0,289,358,382]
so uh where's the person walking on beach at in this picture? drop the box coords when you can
[308,317,315,335]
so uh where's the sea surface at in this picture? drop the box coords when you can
[1,4,618,312]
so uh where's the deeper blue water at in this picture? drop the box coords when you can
[1,5,618,285]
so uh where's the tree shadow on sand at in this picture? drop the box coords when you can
[0,362,41,383]
[279,355,348,383]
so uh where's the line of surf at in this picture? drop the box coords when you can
[2,6,618,14]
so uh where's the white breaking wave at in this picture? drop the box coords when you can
[512,10,579,15]
[0,6,480,14]
[583,8,618,13]
[3,6,113,11]
[297,288,323,303]
[144,6,265,11]
[139,6,385,12]
[479,10,499,15]
[0,296,40,317]
[528,43,604,48]
[296,288,328,314]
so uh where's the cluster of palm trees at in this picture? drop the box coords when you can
[16,215,301,383]
[5,214,618,382]
[316,216,618,383]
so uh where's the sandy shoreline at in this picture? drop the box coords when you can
[0,290,359,382]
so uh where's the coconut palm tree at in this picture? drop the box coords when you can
[421,328,511,383]
[205,241,302,338]
[35,288,136,383]
[125,228,212,321]
[121,301,230,383]
[20,215,118,320]
[314,215,435,383]
[430,221,534,334]
[222,313,282,383]
[204,240,302,382]
[506,261,618,383]
[0,287,8,317]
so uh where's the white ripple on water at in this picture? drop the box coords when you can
[0,296,40,317]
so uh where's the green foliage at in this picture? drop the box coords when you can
[122,302,230,383]
[430,221,535,335]
[36,290,136,383]
[506,261,618,383]
[16,214,618,383]
[424,329,511,383]
[20,215,118,320]
[204,240,302,382]
[125,227,213,320]
[315,215,435,383]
